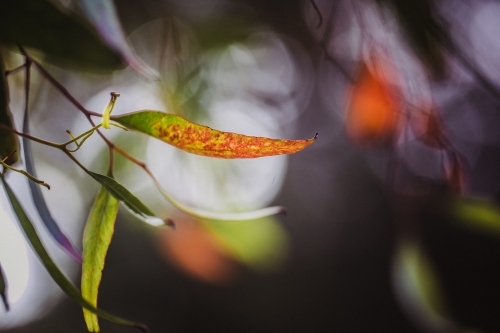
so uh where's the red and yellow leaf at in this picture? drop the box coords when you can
[113,111,316,158]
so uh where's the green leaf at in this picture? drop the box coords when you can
[0,261,9,311]
[87,171,156,217]
[0,0,123,72]
[450,198,500,235]
[82,185,120,332]
[203,216,289,271]
[0,52,19,165]
[0,176,148,332]
[78,0,159,80]
[113,111,317,158]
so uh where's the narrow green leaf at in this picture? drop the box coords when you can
[0,0,123,72]
[0,261,9,311]
[0,176,148,332]
[86,171,156,218]
[113,111,317,158]
[82,186,120,332]
[0,52,19,165]
[23,100,82,262]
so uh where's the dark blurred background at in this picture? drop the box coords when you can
[3,0,500,332]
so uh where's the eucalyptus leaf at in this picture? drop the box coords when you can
[0,0,123,72]
[82,185,120,332]
[0,261,9,311]
[23,104,82,262]
[0,52,19,165]
[87,171,156,217]
[78,0,159,80]
[113,110,316,158]
[0,176,148,332]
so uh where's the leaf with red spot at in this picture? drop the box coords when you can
[113,111,316,158]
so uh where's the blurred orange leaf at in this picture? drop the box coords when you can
[156,219,240,285]
[113,111,316,158]
[346,63,400,145]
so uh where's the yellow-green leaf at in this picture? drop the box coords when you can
[113,111,316,158]
[82,185,120,332]
[0,53,19,165]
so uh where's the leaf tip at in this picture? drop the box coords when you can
[165,218,176,229]
[1,294,9,312]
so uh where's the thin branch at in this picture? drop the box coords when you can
[318,0,355,83]
[310,0,323,29]
[5,63,27,76]
[17,47,101,118]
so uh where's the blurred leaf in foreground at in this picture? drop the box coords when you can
[113,111,316,158]
[23,104,82,262]
[0,53,19,165]
[0,0,123,71]
[0,176,147,332]
[82,185,120,332]
[78,0,159,80]
[156,216,289,284]
[0,261,9,311]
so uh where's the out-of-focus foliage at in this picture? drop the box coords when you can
[0,53,18,165]
[0,0,123,71]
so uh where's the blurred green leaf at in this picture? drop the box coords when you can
[393,241,464,332]
[78,0,158,80]
[0,261,9,311]
[113,111,316,158]
[0,0,123,72]
[451,198,500,235]
[0,52,19,165]
[0,176,148,332]
[87,171,156,217]
[82,185,120,332]
[203,216,289,271]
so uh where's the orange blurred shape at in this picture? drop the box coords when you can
[346,62,400,145]
[156,219,240,285]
